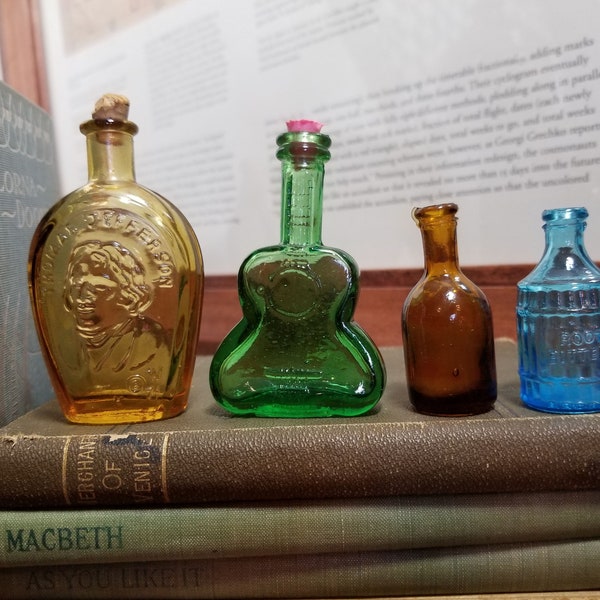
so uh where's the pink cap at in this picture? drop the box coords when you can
[286,119,323,133]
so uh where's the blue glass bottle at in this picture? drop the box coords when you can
[517,207,600,413]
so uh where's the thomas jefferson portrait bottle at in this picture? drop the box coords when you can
[209,120,385,417]
[402,203,497,416]
[517,207,600,413]
[28,94,204,424]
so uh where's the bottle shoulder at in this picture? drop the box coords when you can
[408,270,487,295]
[54,180,178,212]
[32,181,202,272]
[241,244,359,273]
[43,181,195,234]
[403,271,492,318]
[518,249,600,289]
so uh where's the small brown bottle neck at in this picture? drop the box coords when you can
[419,220,460,275]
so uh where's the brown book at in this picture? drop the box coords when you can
[0,341,598,508]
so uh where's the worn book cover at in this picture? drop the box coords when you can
[0,81,57,426]
[2,539,600,599]
[1,341,598,508]
[1,490,599,568]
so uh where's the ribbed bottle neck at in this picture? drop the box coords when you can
[277,131,330,247]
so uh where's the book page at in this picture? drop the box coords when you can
[40,0,600,274]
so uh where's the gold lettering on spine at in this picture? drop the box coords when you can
[62,437,71,505]
[133,449,152,496]
[161,434,170,503]
[71,437,99,505]
[102,461,123,490]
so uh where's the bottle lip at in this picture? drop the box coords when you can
[412,202,458,224]
[276,130,331,163]
[80,118,139,136]
[276,130,331,149]
[542,206,588,222]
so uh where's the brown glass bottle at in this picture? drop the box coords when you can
[402,203,496,416]
[28,94,204,424]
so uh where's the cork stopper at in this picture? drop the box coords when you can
[286,119,323,133]
[92,94,130,121]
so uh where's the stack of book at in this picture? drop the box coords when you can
[0,341,599,599]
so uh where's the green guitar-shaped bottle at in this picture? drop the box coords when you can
[209,120,385,417]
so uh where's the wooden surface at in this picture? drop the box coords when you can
[333,594,600,600]
[0,0,49,110]
[198,265,527,354]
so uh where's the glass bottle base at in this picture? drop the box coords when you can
[217,394,378,418]
[62,395,187,424]
[519,374,600,414]
[408,386,496,417]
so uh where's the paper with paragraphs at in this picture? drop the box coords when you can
[40,0,600,274]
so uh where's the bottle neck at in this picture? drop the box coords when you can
[543,219,592,273]
[81,119,137,183]
[277,132,330,247]
[544,220,585,251]
[414,204,460,275]
[280,160,325,246]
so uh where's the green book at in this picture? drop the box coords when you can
[1,341,599,509]
[0,81,57,426]
[1,539,599,599]
[2,490,599,568]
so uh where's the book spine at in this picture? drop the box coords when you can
[1,413,600,508]
[1,539,599,599]
[2,490,599,568]
[0,82,56,427]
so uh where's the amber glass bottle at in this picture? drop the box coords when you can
[402,203,496,416]
[28,94,204,424]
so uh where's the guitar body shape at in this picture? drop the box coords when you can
[209,246,386,417]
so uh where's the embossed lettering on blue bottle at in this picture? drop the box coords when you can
[517,207,600,413]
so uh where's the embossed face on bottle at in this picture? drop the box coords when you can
[63,241,167,374]
[65,242,151,338]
